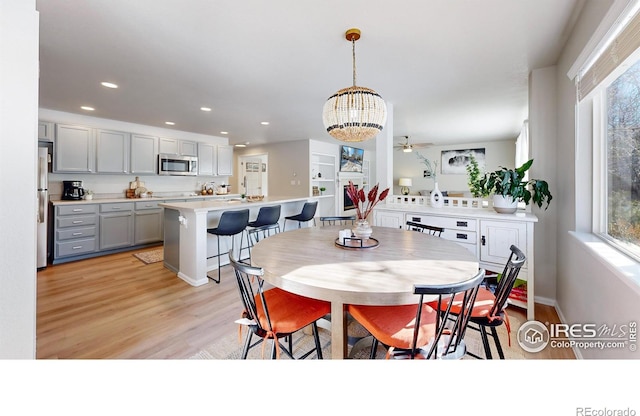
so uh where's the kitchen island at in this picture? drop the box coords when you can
[159,196,314,286]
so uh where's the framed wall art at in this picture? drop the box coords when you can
[441,148,486,174]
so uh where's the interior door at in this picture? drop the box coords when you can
[240,157,264,196]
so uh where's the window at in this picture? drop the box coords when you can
[602,57,640,260]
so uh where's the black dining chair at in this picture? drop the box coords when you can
[229,250,330,359]
[246,205,281,251]
[406,221,444,237]
[348,269,485,359]
[320,216,356,226]
[283,201,318,230]
[206,209,250,284]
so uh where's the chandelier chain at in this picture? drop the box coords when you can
[352,38,357,87]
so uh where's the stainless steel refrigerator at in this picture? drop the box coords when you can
[37,146,51,269]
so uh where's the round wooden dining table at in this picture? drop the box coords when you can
[250,225,479,359]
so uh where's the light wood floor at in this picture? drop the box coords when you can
[36,246,575,359]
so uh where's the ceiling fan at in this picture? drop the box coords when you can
[393,136,432,152]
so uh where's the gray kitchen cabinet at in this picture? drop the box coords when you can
[197,142,217,176]
[134,200,163,244]
[54,124,95,173]
[130,134,158,174]
[159,138,197,156]
[180,140,198,156]
[38,120,54,141]
[99,202,134,250]
[53,204,98,262]
[216,145,234,176]
[96,129,130,174]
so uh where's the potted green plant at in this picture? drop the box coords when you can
[319,187,326,195]
[466,154,489,198]
[479,159,552,213]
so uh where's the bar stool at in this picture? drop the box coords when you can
[283,201,317,231]
[206,209,249,284]
[320,216,356,226]
[247,205,281,250]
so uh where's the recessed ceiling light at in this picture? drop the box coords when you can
[101,82,118,89]
[235,144,247,148]
[220,131,228,135]
[261,121,270,125]
[81,106,95,111]
[200,107,212,112]
[165,121,175,126]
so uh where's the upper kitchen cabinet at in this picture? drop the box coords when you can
[130,134,158,175]
[38,120,54,142]
[197,142,217,176]
[54,124,95,173]
[159,137,198,156]
[216,145,234,176]
[96,129,130,174]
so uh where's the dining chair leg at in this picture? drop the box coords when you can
[241,331,253,359]
[491,327,505,359]
[312,322,323,359]
[479,326,493,359]
[370,338,380,359]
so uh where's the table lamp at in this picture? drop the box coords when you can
[399,178,412,195]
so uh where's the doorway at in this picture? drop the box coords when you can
[239,154,268,196]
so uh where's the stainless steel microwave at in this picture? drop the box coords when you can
[158,154,198,176]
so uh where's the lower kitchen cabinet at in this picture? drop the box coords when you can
[54,204,98,260]
[99,203,134,250]
[134,200,163,244]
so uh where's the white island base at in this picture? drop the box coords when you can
[160,196,314,286]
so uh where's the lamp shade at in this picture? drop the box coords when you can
[398,178,412,187]
[323,86,387,142]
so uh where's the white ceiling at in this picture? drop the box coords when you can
[36,0,583,150]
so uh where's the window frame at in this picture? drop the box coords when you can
[590,46,640,263]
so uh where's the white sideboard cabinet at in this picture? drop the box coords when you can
[373,202,538,320]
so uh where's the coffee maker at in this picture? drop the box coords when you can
[62,180,85,200]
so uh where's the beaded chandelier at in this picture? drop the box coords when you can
[322,28,387,142]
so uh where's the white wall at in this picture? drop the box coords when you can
[529,67,559,303]
[554,0,640,358]
[392,140,515,195]
[40,109,230,197]
[0,0,38,358]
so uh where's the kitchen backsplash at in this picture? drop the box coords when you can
[48,173,231,200]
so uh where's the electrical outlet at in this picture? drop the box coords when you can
[290,180,296,185]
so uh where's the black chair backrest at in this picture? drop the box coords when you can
[320,216,356,226]
[489,245,526,317]
[229,250,271,336]
[252,205,281,227]
[411,269,485,359]
[406,221,444,237]
[298,201,318,221]
[214,209,249,235]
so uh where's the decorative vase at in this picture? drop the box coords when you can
[492,194,518,214]
[353,219,373,240]
[430,182,444,208]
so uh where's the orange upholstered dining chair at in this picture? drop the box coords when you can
[348,269,485,359]
[439,245,526,359]
[229,250,330,359]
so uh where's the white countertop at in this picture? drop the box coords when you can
[159,196,313,213]
[50,193,241,206]
[376,202,539,222]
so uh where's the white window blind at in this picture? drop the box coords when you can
[579,8,640,100]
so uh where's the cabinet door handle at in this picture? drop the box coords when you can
[72,232,83,236]
[72,246,83,250]
[456,233,468,240]
[72,208,83,212]
[481,235,486,246]
[456,221,468,227]
[72,220,83,224]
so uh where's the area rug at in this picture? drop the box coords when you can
[133,248,163,264]
[190,311,531,360]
